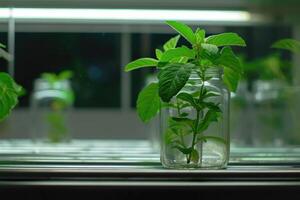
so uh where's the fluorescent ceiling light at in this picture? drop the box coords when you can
[0,8,252,22]
[0,8,10,18]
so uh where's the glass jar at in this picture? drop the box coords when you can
[160,68,230,169]
[30,78,74,143]
[252,80,300,146]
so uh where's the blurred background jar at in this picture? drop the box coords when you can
[252,80,300,147]
[30,71,74,143]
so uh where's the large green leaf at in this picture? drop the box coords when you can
[136,82,160,123]
[206,32,246,47]
[163,35,180,51]
[125,58,158,72]
[158,63,194,102]
[217,47,243,75]
[0,43,5,48]
[160,46,195,62]
[199,44,219,63]
[166,21,196,45]
[0,73,22,121]
[271,38,300,53]
[223,67,240,92]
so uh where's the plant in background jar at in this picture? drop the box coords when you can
[125,21,246,169]
[31,70,74,143]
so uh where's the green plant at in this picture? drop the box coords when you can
[41,70,75,105]
[272,38,300,54]
[125,21,246,164]
[0,43,22,121]
[40,70,74,142]
[241,53,292,83]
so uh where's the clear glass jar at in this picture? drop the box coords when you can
[30,78,74,143]
[252,80,300,146]
[160,68,230,169]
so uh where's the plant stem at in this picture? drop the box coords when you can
[187,109,200,164]
[186,70,205,164]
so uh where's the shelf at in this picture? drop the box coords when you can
[0,139,300,190]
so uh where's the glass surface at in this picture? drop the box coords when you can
[160,70,230,169]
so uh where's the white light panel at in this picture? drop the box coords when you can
[0,8,251,22]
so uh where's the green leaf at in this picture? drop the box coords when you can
[170,56,189,64]
[217,47,243,75]
[58,70,73,80]
[125,58,158,72]
[216,47,243,92]
[166,21,196,45]
[200,59,214,68]
[200,44,219,63]
[0,43,6,48]
[176,92,199,109]
[205,32,246,47]
[271,38,300,53]
[41,73,57,84]
[160,46,195,62]
[201,43,219,55]
[157,62,168,69]
[137,83,160,123]
[201,102,222,113]
[163,35,180,51]
[195,28,205,44]
[164,128,178,145]
[0,73,22,121]
[158,63,194,102]
[223,67,240,92]
[190,149,199,163]
[171,117,194,129]
[197,110,220,133]
[155,49,163,60]
[174,146,193,154]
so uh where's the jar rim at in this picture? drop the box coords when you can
[33,78,71,91]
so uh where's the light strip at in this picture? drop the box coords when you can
[0,8,251,22]
[0,8,10,18]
